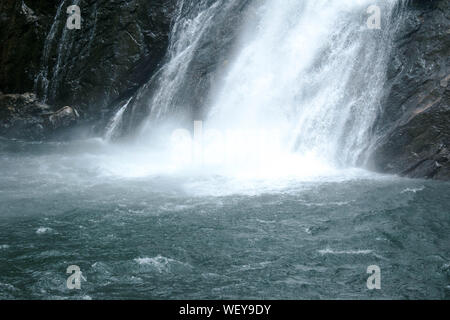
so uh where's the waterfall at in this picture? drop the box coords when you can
[137,0,227,134]
[115,0,404,178]
[47,0,81,103]
[104,98,133,141]
[33,0,67,102]
[205,0,401,169]
[34,0,81,103]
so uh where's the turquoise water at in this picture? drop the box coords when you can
[0,139,449,299]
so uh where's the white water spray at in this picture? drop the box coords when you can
[104,98,132,141]
[204,0,399,176]
[105,0,402,181]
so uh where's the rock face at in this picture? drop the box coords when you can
[0,1,56,94]
[0,0,175,123]
[0,92,80,139]
[369,0,450,180]
[120,0,253,135]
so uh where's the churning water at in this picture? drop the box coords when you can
[1,0,449,299]
[0,138,449,299]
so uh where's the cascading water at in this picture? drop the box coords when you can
[120,0,403,179]
[34,0,81,103]
[204,0,401,174]
[33,0,68,102]
[134,0,242,136]
[104,98,133,141]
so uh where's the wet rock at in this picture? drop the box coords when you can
[0,0,56,94]
[48,106,80,130]
[370,0,450,180]
[0,92,48,139]
[0,0,176,124]
[20,1,38,24]
[121,0,254,134]
[0,92,79,140]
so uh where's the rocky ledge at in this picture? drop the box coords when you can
[0,92,80,140]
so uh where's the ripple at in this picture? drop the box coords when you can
[302,201,354,207]
[318,248,373,255]
[36,227,53,234]
[401,186,425,194]
[232,261,272,272]
[134,255,192,273]
[0,282,17,291]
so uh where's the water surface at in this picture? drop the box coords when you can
[0,139,449,299]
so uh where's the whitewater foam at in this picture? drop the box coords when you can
[401,186,425,194]
[318,249,374,255]
[134,255,192,273]
[36,227,53,235]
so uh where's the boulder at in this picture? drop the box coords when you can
[0,92,80,140]
[48,106,80,130]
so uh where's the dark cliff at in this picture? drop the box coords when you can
[0,0,174,123]
[370,0,450,180]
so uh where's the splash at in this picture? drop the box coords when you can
[104,98,133,141]
[105,0,403,181]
